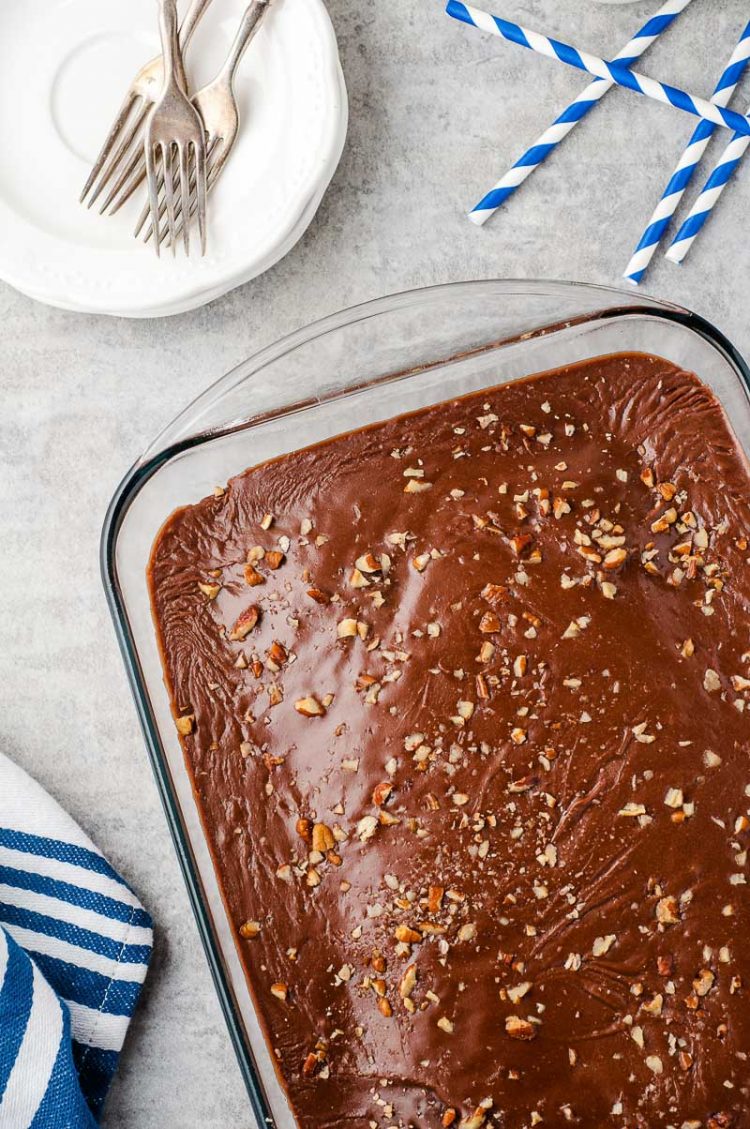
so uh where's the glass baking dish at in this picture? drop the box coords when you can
[101,279,750,1127]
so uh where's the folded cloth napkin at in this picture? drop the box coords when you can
[0,752,153,1127]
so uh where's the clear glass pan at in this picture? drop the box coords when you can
[101,279,750,1127]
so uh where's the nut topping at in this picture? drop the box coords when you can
[656,896,680,926]
[372,782,393,807]
[312,823,336,853]
[243,563,264,587]
[294,696,326,718]
[229,605,260,641]
[505,1015,537,1041]
[197,581,221,600]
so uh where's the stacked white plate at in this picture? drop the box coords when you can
[0,0,348,318]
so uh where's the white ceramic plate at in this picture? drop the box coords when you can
[0,0,347,318]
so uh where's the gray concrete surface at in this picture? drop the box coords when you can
[3,1,750,1124]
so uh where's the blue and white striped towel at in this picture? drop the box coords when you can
[0,752,153,1127]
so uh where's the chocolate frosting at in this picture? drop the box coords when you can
[149,354,750,1129]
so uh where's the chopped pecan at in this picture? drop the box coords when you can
[481,583,509,605]
[302,1052,320,1077]
[656,896,680,926]
[295,696,326,718]
[243,563,265,587]
[268,640,288,666]
[399,963,417,999]
[296,818,313,843]
[372,782,393,807]
[197,581,221,600]
[395,924,422,945]
[428,886,445,914]
[229,605,260,641]
[312,823,336,853]
[479,611,501,634]
[505,1015,537,1040]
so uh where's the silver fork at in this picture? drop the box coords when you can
[80,0,214,212]
[139,0,272,249]
[145,0,208,256]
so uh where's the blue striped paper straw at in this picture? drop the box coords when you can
[666,105,750,264]
[446,2,750,138]
[470,0,692,226]
[624,20,750,284]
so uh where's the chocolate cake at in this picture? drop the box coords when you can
[149,353,750,1129]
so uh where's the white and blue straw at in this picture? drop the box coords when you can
[446,2,750,138]
[470,0,693,226]
[666,102,750,264]
[624,20,750,284]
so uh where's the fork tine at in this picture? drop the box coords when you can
[156,138,223,251]
[194,139,208,256]
[86,100,149,211]
[139,160,176,245]
[178,142,191,256]
[99,140,148,217]
[134,195,154,241]
[146,154,194,248]
[152,137,221,250]
[134,157,168,239]
[135,127,198,241]
[80,92,137,204]
[144,178,186,248]
[145,142,162,260]
[161,142,178,257]
[103,154,148,217]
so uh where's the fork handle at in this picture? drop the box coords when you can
[180,0,215,51]
[220,0,272,86]
[158,0,184,88]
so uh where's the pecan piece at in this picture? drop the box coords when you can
[302,1052,320,1077]
[372,781,393,807]
[481,583,509,605]
[479,611,501,634]
[296,818,313,843]
[243,563,265,587]
[197,581,221,600]
[395,924,422,945]
[295,696,326,718]
[655,895,680,926]
[312,823,336,853]
[399,964,417,999]
[505,1015,537,1041]
[229,605,260,641]
[267,640,288,667]
[428,885,445,914]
